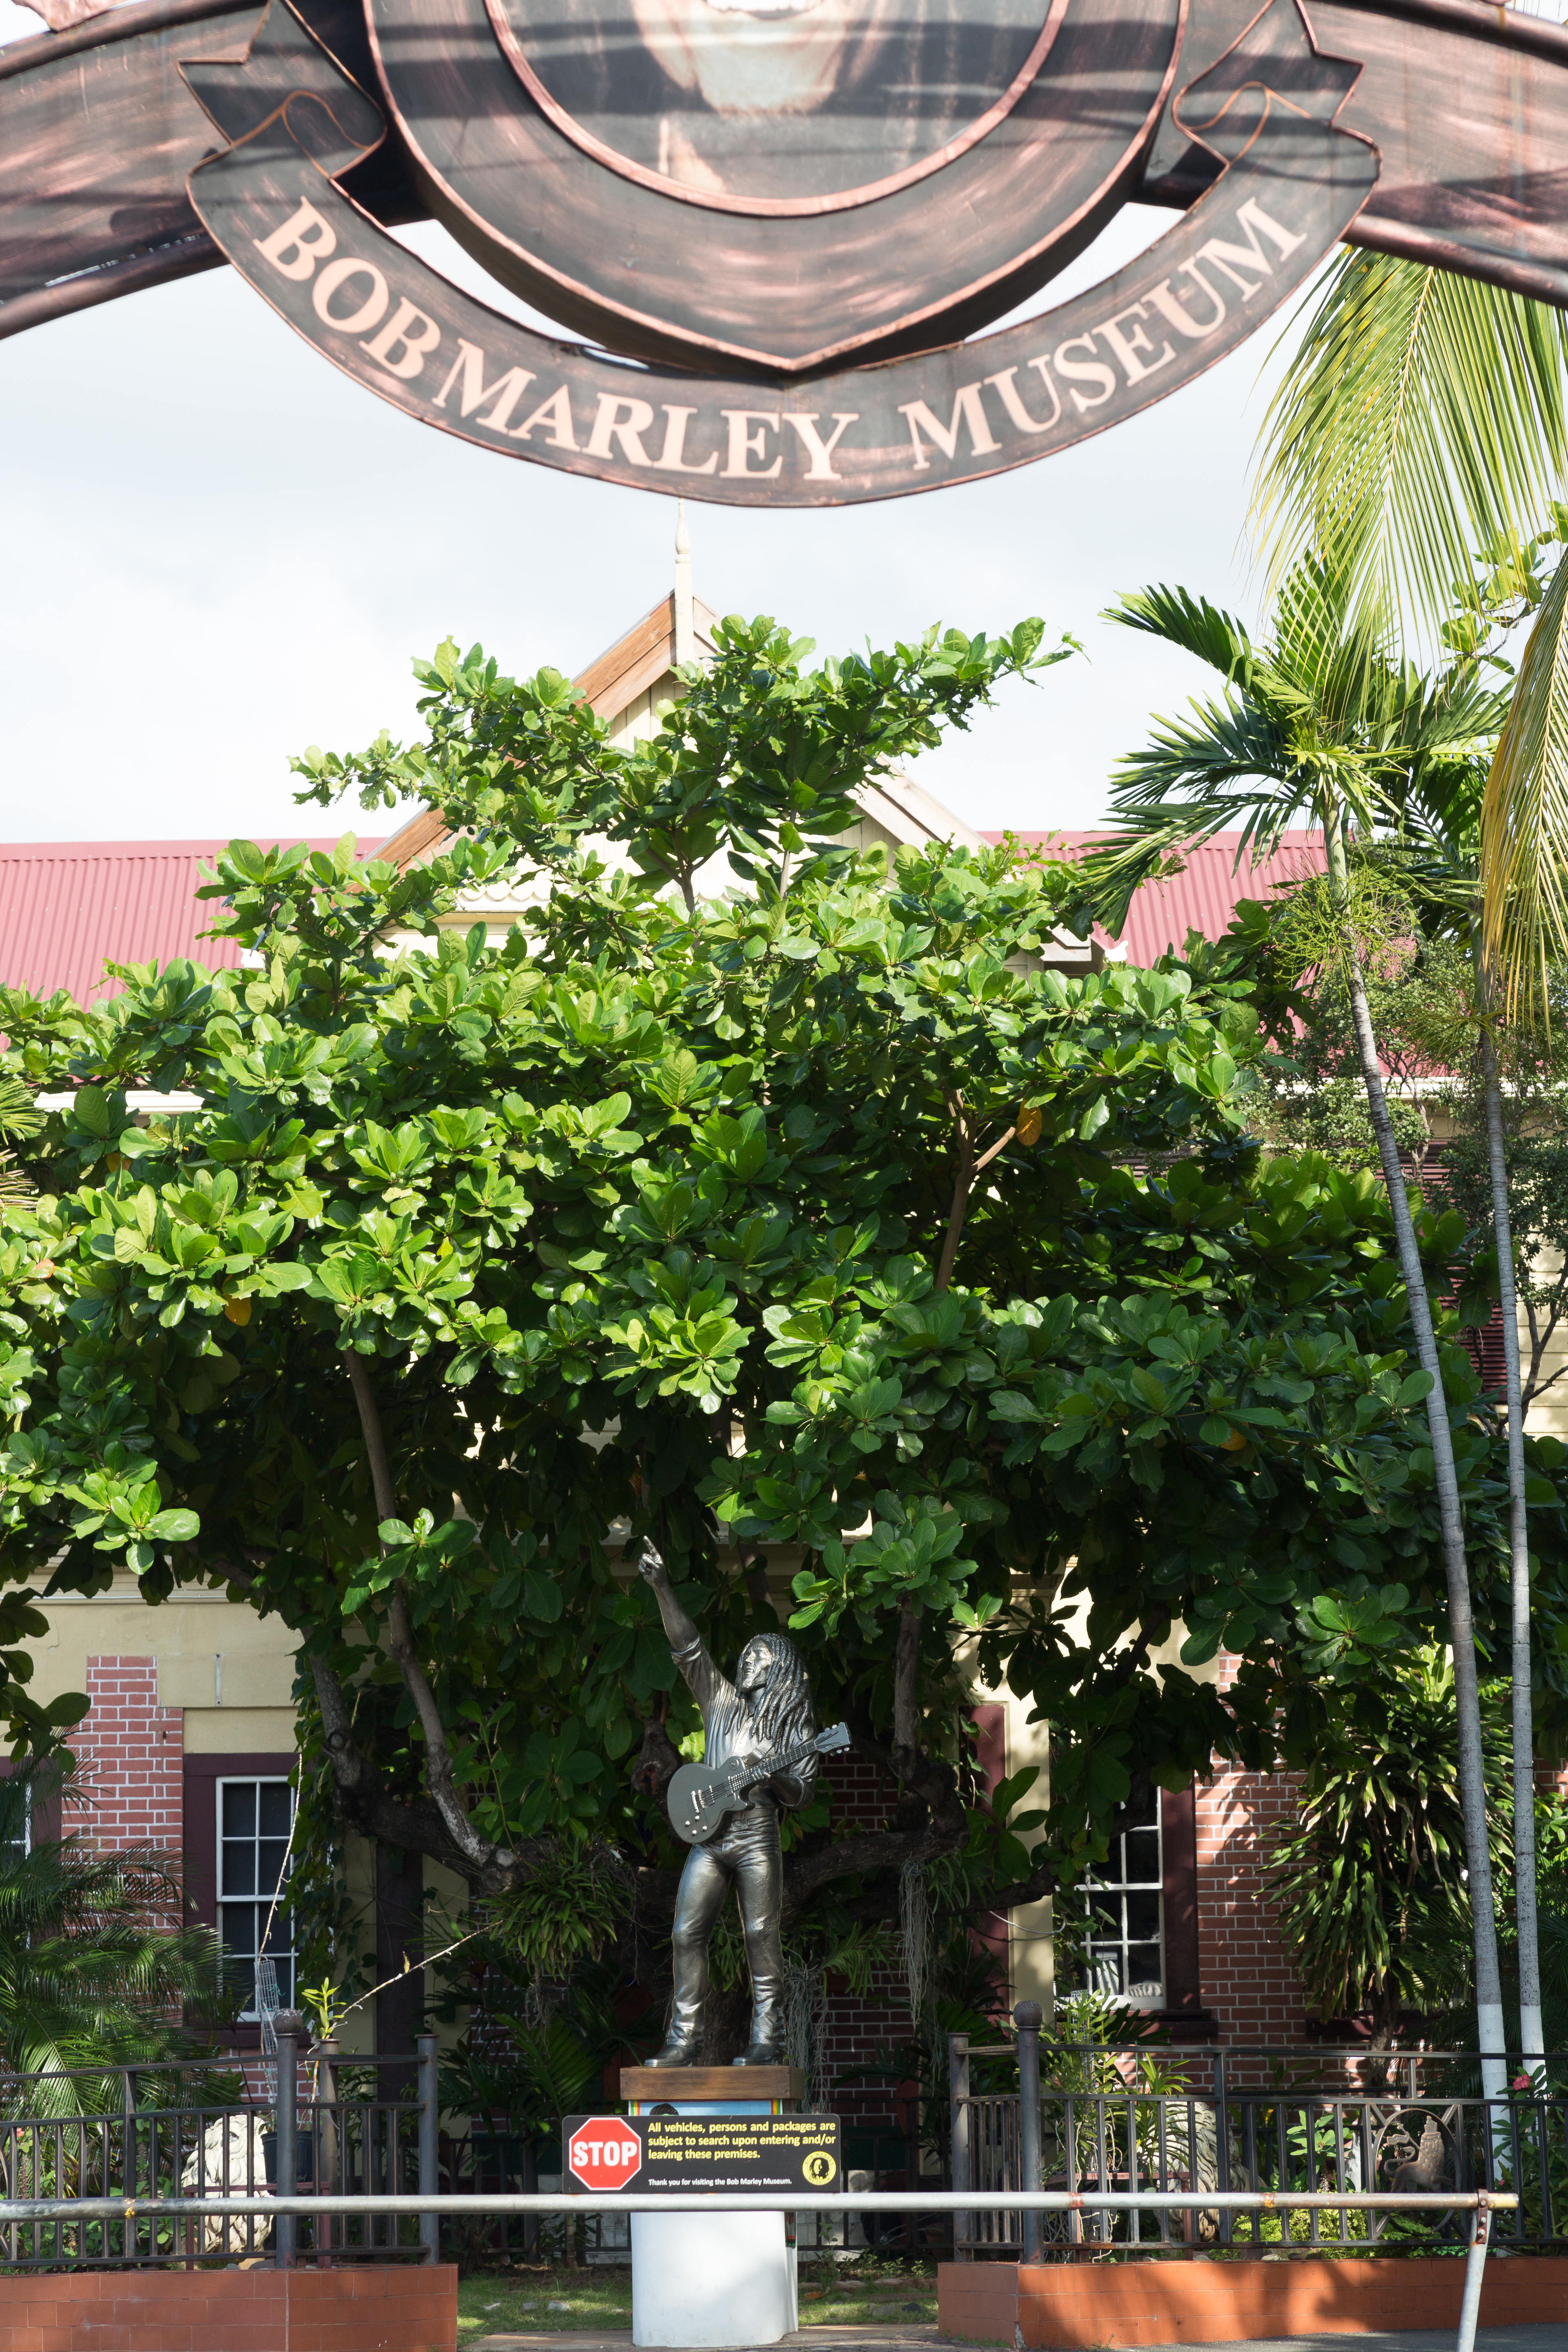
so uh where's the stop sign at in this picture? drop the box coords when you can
[566,2118,643,2192]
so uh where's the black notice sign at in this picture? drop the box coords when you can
[563,2112,841,2194]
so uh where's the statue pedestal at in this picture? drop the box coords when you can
[630,2207,796,2348]
[622,2078,800,2349]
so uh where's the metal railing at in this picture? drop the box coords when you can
[950,2008,1568,2260]
[0,2187,1517,2352]
[0,2020,439,2270]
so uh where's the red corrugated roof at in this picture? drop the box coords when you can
[0,840,357,1005]
[0,824,1317,1013]
[979,830,1328,965]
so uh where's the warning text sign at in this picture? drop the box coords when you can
[563,2112,841,2194]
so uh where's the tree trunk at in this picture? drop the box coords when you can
[374,1839,425,2096]
[1478,976,1544,2071]
[1329,834,1507,2100]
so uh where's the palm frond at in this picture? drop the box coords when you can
[0,1776,222,2110]
[1083,700,1304,932]
[1481,554,1568,1022]
[0,1076,41,1206]
[1270,551,1380,717]
[1252,251,1568,646]
[1104,584,1255,683]
[0,1077,43,1143]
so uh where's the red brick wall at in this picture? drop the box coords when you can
[815,1753,924,2129]
[1188,1654,1312,2058]
[70,1658,183,1907]
[0,2262,457,2352]
[1193,1755,1307,2054]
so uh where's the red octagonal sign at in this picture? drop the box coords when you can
[566,2118,643,2192]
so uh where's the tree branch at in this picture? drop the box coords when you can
[306,1648,496,1882]
[988,1853,1060,1913]
[973,1125,1017,1176]
[219,1555,539,1895]
[935,1095,1016,1291]
[344,1349,397,1524]
[935,1096,975,1293]
[846,1721,964,1826]
[343,1347,513,1877]
[629,1700,682,1800]
[308,1648,374,1799]
[892,1596,922,1766]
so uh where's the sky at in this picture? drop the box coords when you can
[0,0,1306,850]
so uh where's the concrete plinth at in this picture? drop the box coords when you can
[630,2209,798,2347]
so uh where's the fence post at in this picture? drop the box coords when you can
[948,2033,971,2263]
[1457,2192,1492,2352]
[418,2033,441,2265]
[1211,2049,1231,2249]
[1015,2002,1042,2266]
[274,2011,301,2269]
[316,2035,339,2265]
[121,2069,135,2261]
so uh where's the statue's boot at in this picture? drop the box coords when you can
[733,1975,788,2066]
[646,2033,701,2067]
[648,1973,704,2067]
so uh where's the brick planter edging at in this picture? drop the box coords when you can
[0,2260,459,2352]
[939,2254,1568,2347]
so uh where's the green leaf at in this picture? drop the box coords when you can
[147,1508,199,1542]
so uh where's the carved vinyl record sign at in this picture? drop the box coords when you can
[5,0,1568,501]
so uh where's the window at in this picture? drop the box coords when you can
[1074,1786,1164,2006]
[0,1764,31,1875]
[0,1803,27,1875]
[218,1777,295,2017]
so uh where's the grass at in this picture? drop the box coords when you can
[457,2259,939,2336]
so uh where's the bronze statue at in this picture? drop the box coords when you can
[637,1544,819,2067]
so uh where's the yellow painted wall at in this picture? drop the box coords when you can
[16,1576,301,1737]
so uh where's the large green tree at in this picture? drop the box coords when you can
[0,614,1560,2047]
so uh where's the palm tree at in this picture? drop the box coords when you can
[1267,1649,1509,2054]
[1362,752,1559,2074]
[1082,561,1514,2096]
[1252,248,1568,2079]
[0,1771,222,2117]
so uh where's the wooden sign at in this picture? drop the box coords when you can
[4,0,1568,501]
[167,0,1372,501]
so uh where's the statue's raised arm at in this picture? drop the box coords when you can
[638,1541,730,1715]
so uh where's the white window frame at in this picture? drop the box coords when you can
[1075,1787,1165,2011]
[216,1775,296,2022]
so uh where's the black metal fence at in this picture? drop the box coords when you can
[11,2003,1560,2275]
[0,2021,437,2271]
[950,2011,1568,2261]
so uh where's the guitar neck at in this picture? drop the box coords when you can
[738,1731,822,1785]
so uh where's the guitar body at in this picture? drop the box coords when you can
[667,1759,749,1846]
[666,1722,852,1846]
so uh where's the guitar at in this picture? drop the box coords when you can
[666,1722,852,1845]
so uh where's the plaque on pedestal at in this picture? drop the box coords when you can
[620,2065,804,2105]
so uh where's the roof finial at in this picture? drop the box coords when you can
[673,496,695,668]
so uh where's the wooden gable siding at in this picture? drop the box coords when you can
[380,592,718,872]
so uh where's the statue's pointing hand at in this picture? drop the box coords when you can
[637,1542,670,1589]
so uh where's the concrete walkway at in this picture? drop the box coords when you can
[465,2329,1568,2352]
[468,2329,946,2351]
[1128,2336,1568,2352]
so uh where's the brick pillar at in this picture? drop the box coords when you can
[72,1658,184,1897]
[1191,1651,1310,2054]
